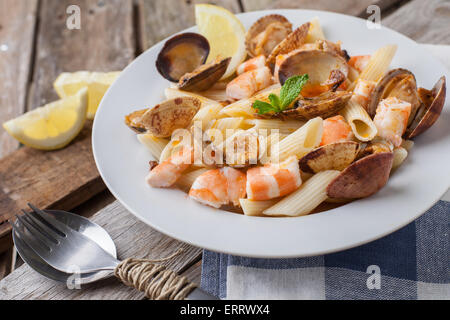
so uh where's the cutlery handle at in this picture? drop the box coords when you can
[114,258,218,300]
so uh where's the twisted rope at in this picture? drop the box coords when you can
[114,249,197,300]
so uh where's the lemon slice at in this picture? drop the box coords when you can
[3,88,88,150]
[195,4,246,79]
[54,71,120,120]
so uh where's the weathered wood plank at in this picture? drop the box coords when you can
[241,0,404,17]
[29,0,135,108]
[0,0,38,157]
[0,0,136,252]
[0,201,202,300]
[138,0,242,50]
[382,0,450,45]
[0,0,39,279]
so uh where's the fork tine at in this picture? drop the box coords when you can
[27,203,67,237]
[21,209,60,243]
[14,215,52,252]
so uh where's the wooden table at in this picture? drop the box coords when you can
[0,0,449,300]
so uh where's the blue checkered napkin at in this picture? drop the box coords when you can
[200,201,450,300]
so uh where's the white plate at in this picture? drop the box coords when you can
[93,9,450,258]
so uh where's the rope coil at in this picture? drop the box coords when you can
[114,250,197,300]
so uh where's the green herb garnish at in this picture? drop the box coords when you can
[252,74,309,115]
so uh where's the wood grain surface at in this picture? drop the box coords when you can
[241,0,403,17]
[0,0,136,253]
[0,201,202,300]
[0,0,39,279]
[382,0,450,44]
[0,0,38,158]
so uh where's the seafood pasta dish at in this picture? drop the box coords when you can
[125,6,446,218]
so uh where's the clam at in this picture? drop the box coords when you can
[326,152,394,199]
[156,33,210,82]
[139,97,201,138]
[368,68,421,122]
[300,39,350,61]
[277,49,349,89]
[246,14,292,58]
[356,139,393,160]
[178,57,231,92]
[281,90,352,120]
[125,109,148,133]
[266,22,310,67]
[299,141,360,174]
[405,76,446,139]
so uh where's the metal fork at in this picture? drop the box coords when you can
[11,203,216,300]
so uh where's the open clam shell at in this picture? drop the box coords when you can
[299,141,360,174]
[405,76,446,139]
[245,14,292,58]
[326,152,394,199]
[178,57,231,92]
[125,109,148,133]
[266,22,310,67]
[156,33,210,82]
[277,49,349,88]
[282,91,352,120]
[368,68,421,121]
[140,97,201,138]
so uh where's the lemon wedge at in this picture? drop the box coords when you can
[195,4,246,79]
[3,88,88,150]
[54,71,120,119]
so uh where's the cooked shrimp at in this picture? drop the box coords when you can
[236,55,266,75]
[226,67,273,100]
[348,55,371,73]
[189,167,246,208]
[146,146,193,188]
[373,97,411,147]
[246,156,302,201]
[320,115,353,146]
[352,79,376,110]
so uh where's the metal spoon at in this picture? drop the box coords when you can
[12,205,216,299]
[13,209,117,285]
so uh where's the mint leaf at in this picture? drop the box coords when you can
[252,100,277,115]
[279,74,309,108]
[252,75,309,115]
[268,94,281,110]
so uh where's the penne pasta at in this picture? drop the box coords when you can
[244,119,305,135]
[206,117,245,134]
[239,199,278,216]
[219,86,281,118]
[306,17,326,43]
[263,170,340,217]
[273,117,323,162]
[358,44,397,82]
[401,139,414,151]
[348,65,360,83]
[193,103,224,130]
[392,147,408,171]
[340,99,378,142]
[137,133,169,160]
[176,168,209,191]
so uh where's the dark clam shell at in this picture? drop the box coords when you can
[156,33,210,82]
[327,152,394,199]
[368,68,420,121]
[178,57,231,92]
[405,76,446,139]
